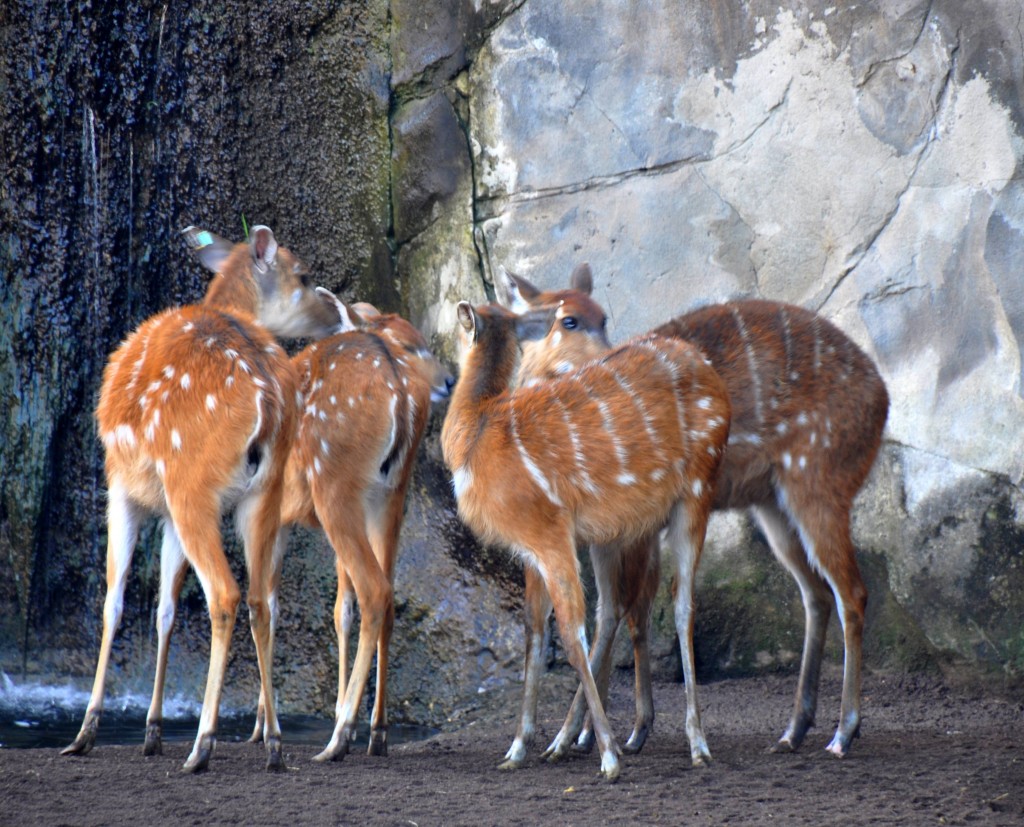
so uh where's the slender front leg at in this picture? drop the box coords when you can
[63,481,141,757]
[500,564,552,769]
[144,520,189,756]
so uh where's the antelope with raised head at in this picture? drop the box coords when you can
[505,263,890,760]
[272,288,453,762]
[442,301,730,780]
[62,225,339,772]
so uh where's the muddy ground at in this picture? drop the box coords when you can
[1,668,1021,826]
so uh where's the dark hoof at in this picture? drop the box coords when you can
[182,735,215,773]
[570,732,595,755]
[623,727,649,755]
[369,728,388,757]
[313,738,350,763]
[143,722,163,756]
[61,732,96,757]
[266,737,284,772]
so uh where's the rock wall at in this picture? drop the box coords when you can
[2,0,1021,729]
[401,0,1024,681]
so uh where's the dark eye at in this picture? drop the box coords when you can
[561,316,578,331]
[601,316,607,330]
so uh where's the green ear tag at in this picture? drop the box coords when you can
[195,230,213,248]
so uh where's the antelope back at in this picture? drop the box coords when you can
[183,225,339,341]
[443,303,730,548]
[282,303,452,527]
[98,305,298,513]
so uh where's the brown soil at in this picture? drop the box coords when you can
[2,669,1021,826]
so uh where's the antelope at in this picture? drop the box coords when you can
[441,301,731,780]
[62,225,339,772]
[270,288,453,762]
[505,263,890,760]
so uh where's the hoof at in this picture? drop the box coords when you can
[61,731,96,757]
[769,737,797,754]
[570,731,595,755]
[600,754,621,782]
[182,735,215,773]
[143,723,163,756]
[368,728,388,757]
[61,713,99,756]
[265,737,284,772]
[623,727,649,756]
[313,740,349,763]
[497,757,523,770]
[692,753,712,769]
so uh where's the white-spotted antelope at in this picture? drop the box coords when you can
[274,289,453,762]
[441,301,730,780]
[62,226,339,772]
[506,264,890,759]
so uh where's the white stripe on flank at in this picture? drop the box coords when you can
[731,306,764,429]
[555,399,599,496]
[510,403,562,506]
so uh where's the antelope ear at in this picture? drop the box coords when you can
[249,225,279,269]
[315,286,362,333]
[515,307,557,342]
[456,301,477,336]
[352,301,381,320]
[181,226,235,274]
[502,267,542,313]
[569,262,593,295]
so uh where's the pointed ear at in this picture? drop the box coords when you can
[315,286,362,334]
[569,262,593,295]
[249,225,279,270]
[181,226,235,274]
[352,301,381,320]
[502,268,542,313]
[515,307,557,342]
[456,301,477,336]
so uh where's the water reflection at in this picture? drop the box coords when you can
[0,673,436,749]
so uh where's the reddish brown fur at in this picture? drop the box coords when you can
[506,265,889,759]
[442,302,730,779]
[277,298,452,761]
[63,227,332,773]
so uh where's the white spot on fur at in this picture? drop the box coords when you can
[692,479,703,498]
[171,429,182,451]
[782,452,792,470]
[162,365,175,379]
[180,373,191,390]
[206,394,217,411]
[155,459,166,477]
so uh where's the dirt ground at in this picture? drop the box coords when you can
[1,668,1021,826]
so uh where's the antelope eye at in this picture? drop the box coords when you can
[601,316,607,330]
[561,316,578,331]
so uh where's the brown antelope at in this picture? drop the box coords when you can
[62,225,339,772]
[271,288,453,762]
[442,301,730,779]
[505,264,890,760]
